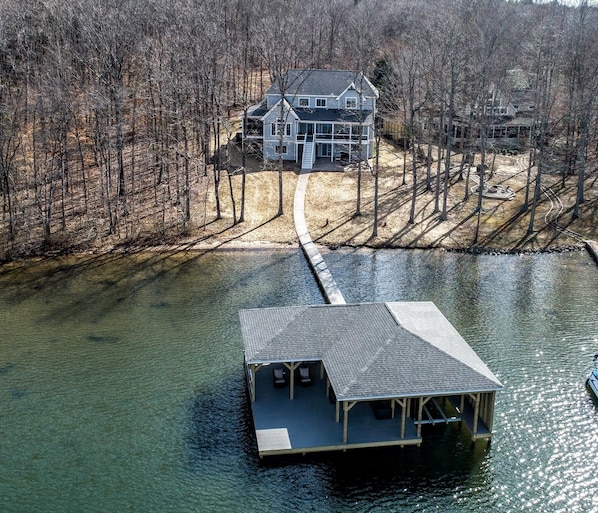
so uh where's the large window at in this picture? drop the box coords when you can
[316,123,332,135]
[316,98,327,108]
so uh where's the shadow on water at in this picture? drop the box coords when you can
[0,362,15,375]
[261,428,491,502]
[183,375,258,470]
[0,247,317,330]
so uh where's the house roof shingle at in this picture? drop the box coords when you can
[266,69,378,99]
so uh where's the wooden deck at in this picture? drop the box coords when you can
[249,367,422,457]
[248,366,492,457]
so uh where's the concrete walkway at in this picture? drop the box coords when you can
[586,240,598,266]
[293,169,346,305]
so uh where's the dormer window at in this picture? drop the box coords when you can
[299,98,309,107]
[345,97,358,109]
[316,98,327,108]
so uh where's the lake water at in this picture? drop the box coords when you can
[1,248,597,512]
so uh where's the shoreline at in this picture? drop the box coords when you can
[1,237,588,265]
[2,145,596,264]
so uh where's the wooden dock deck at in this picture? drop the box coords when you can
[249,368,421,457]
[247,367,490,457]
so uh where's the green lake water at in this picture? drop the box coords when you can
[1,248,597,512]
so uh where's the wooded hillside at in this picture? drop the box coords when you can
[1,0,596,260]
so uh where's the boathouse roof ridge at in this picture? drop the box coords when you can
[385,301,500,385]
[327,317,501,401]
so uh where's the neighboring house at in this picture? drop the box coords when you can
[451,83,535,151]
[242,69,379,169]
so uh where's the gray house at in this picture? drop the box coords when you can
[243,69,378,169]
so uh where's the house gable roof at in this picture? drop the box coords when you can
[260,98,299,122]
[266,69,378,99]
[240,302,503,401]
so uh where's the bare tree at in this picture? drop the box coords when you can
[564,1,598,219]
[523,3,563,234]
[255,0,312,217]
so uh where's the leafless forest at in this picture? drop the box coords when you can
[0,0,596,260]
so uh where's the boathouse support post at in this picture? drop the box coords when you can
[486,392,496,432]
[249,364,262,402]
[417,397,431,437]
[285,362,300,400]
[394,398,407,439]
[343,401,358,443]
[472,393,481,436]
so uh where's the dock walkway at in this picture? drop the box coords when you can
[293,169,346,305]
[586,240,598,266]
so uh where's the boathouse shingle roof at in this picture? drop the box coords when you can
[240,302,502,401]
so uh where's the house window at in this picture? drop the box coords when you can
[275,145,287,154]
[345,97,358,109]
[316,123,332,135]
[271,120,291,137]
[299,98,309,107]
[316,98,327,108]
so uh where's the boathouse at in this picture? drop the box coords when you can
[240,301,503,458]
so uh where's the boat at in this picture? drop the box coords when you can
[586,353,598,398]
[471,183,516,200]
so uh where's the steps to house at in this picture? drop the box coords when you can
[301,138,315,170]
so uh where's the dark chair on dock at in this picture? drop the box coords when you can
[370,400,392,420]
[273,367,287,388]
[298,364,312,386]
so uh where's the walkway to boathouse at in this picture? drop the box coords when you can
[293,168,346,305]
[587,240,598,266]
